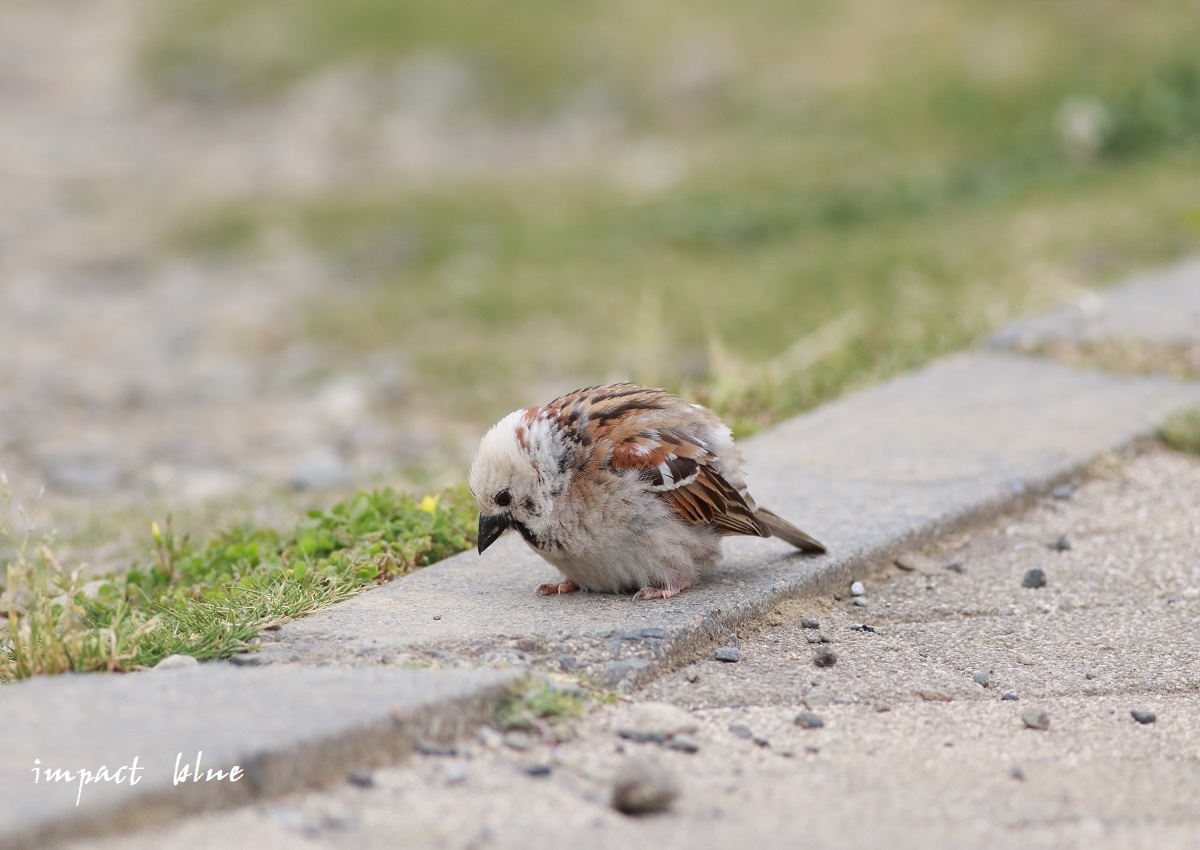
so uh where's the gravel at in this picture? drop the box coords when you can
[813,646,838,668]
[1051,483,1076,499]
[503,732,534,751]
[803,690,834,708]
[1021,707,1051,730]
[793,711,825,729]
[666,734,701,753]
[1048,534,1073,551]
[611,758,679,815]
[153,654,200,671]
[619,703,699,739]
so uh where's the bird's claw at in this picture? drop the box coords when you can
[536,580,579,596]
[632,582,689,601]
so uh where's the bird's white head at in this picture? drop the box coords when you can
[469,408,578,554]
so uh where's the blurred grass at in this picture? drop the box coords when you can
[148,0,1200,432]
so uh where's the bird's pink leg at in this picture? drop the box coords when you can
[536,580,579,596]
[633,578,692,601]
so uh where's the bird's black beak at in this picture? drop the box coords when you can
[477,513,510,554]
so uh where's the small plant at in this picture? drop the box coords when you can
[1160,407,1200,455]
[494,678,589,731]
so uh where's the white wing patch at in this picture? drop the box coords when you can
[647,453,701,492]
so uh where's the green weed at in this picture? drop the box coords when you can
[1159,408,1200,455]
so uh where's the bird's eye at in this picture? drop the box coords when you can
[494,490,512,507]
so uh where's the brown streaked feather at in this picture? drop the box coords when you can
[547,384,772,539]
[682,466,770,537]
[535,382,825,552]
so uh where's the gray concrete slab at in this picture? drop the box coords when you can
[989,255,1200,349]
[0,665,518,850]
[251,352,1200,689]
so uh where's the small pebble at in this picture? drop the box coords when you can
[1022,568,1047,589]
[1085,671,1097,680]
[918,689,953,702]
[346,768,375,788]
[1051,483,1075,500]
[1009,764,1025,781]
[1001,692,1019,701]
[1016,652,1037,666]
[850,581,866,597]
[153,654,200,671]
[667,734,701,753]
[443,764,468,785]
[611,758,678,815]
[684,670,700,683]
[806,633,826,644]
[849,624,877,633]
[416,740,458,756]
[945,561,966,573]
[503,731,534,751]
[520,764,552,777]
[794,711,825,729]
[618,730,667,744]
[752,736,770,748]
[622,703,699,739]
[1131,710,1157,725]
[1049,534,1072,551]
[803,690,833,708]
[813,646,838,668]
[1021,707,1051,730]
[852,598,869,608]
[800,617,820,629]
[477,726,504,748]
[874,701,892,713]
[728,724,753,740]
[895,552,937,572]
[714,647,741,663]
[973,671,990,688]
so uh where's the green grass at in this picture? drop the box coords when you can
[2,486,476,680]
[1160,408,1200,455]
[147,0,1200,431]
[494,678,591,731]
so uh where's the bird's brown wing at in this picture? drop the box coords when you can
[547,383,771,538]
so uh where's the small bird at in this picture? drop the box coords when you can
[469,383,825,600]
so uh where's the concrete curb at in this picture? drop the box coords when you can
[0,666,520,850]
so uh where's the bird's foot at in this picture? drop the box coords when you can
[536,580,580,596]
[633,579,691,601]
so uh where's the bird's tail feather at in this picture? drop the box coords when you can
[755,508,826,554]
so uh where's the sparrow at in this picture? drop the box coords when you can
[469,383,825,600]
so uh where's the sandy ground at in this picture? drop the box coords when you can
[58,444,1200,850]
